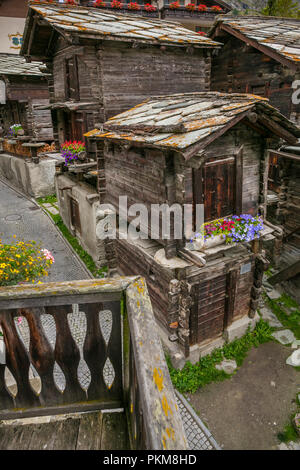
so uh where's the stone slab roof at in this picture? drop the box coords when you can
[210,15,300,67]
[0,54,47,77]
[85,92,300,159]
[26,1,220,47]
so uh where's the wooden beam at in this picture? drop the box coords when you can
[268,260,300,286]
[182,109,251,161]
[220,23,298,71]
[268,149,300,162]
[235,145,243,214]
[27,15,37,57]
[244,117,270,137]
[257,114,298,145]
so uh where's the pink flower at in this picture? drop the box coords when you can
[41,249,55,264]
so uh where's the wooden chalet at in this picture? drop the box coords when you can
[209,16,300,125]
[21,1,220,152]
[86,92,300,360]
[0,53,53,144]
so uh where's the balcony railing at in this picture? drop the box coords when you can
[0,277,187,449]
[161,5,224,20]
[83,1,160,16]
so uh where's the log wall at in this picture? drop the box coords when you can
[211,35,299,123]
[100,41,211,119]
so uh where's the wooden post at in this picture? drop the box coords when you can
[249,255,269,318]
[224,269,238,328]
[167,279,181,341]
[31,147,40,164]
[177,281,192,358]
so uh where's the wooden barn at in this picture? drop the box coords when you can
[0,53,53,143]
[209,16,300,125]
[86,92,300,362]
[21,1,220,152]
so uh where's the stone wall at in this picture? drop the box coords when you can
[55,173,106,268]
[0,153,56,198]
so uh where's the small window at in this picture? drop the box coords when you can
[65,56,79,101]
[251,84,266,97]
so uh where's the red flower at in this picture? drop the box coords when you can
[211,5,222,11]
[144,3,156,11]
[94,0,106,6]
[128,1,141,10]
[169,1,180,8]
[186,3,196,10]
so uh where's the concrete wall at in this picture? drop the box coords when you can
[0,153,56,198]
[55,173,106,267]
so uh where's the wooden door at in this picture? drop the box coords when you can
[190,275,227,345]
[193,157,236,223]
[70,197,81,234]
[63,111,86,142]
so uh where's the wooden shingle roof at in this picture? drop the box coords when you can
[210,15,300,68]
[0,54,47,77]
[85,92,300,160]
[25,1,220,48]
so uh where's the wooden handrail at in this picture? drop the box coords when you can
[0,277,187,449]
[283,226,300,242]
[125,277,187,450]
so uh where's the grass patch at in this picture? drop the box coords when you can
[264,292,300,340]
[264,267,273,277]
[40,209,107,278]
[277,423,299,443]
[277,393,300,443]
[168,319,274,394]
[37,194,58,205]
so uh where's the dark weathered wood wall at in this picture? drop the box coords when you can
[100,42,211,119]
[104,143,167,216]
[269,154,300,245]
[0,75,53,140]
[186,250,255,346]
[50,38,211,145]
[211,35,299,123]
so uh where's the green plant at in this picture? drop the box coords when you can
[264,292,300,339]
[261,0,299,17]
[277,391,300,442]
[8,124,23,137]
[37,194,57,205]
[168,319,273,393]
[61,140,85,166]
[0,236,54,286]
[277,423,299,443]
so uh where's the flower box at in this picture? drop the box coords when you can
[162,6,221,18]
[92,3,159,16]
[191,215,264,252]
[61,140,86,166]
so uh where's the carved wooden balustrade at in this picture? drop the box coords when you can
[0,277,187,450]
